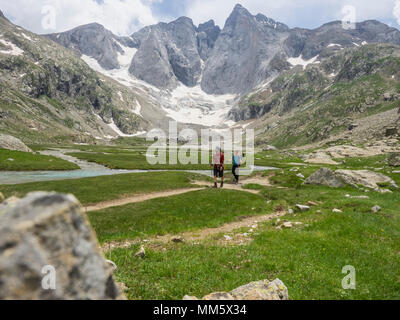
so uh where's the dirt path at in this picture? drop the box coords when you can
[102,211,286,252]
[86,188,205,212]
[191,181,261,194]
[87,180,267,212]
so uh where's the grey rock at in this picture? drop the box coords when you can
[0,192,4,204]
[184,278,289,301]
[305,168,345,188]
[0,134,32,153]
[230,278,289,300]
[197,20,221,61]
[371,205,382,213]
[130,17,202,89]
[388,153,400,167]
[0,192,122,300]
[201,4,290,94]
[46,23,138,70]
[263,145,277,151]
[335,170,398,191]
[295,204,310,212]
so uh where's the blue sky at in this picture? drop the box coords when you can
[1,0,400,35]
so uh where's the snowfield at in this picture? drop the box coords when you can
[287,55,320,70]
[82,47,238,128]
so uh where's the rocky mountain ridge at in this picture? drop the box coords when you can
[47,4,400,96]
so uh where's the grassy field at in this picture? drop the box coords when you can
[89,189,270,243]
[0,171,209,205]
[2,143,400,300]
[104,170,400,300]
[87,152,400,300]
[0,148,79,171]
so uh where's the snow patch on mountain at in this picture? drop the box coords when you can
[159,84,237,127]
[287,55,319,70]
[0,38,24,56]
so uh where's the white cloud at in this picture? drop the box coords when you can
[0,0,160,35]
[185,0,399,29]
[0,0,399,36]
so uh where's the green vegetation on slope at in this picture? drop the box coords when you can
[0,149,79,171]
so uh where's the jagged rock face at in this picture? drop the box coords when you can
[284,21,400,60]
[201,4,290,94]
[0,192,123,300]
[46,23,139,70]
[45,4,400,98]
[130,17,202,89]
[197,20,220,60]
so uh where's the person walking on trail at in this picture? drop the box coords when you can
[232,151,242,185]
[212,147,225,188]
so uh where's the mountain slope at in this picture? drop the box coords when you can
[0,13,150,144]
[232,43,400,148]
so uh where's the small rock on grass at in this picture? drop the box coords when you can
[296,204,310,212]
[288,208,294,215]
[135,245,146,258]
[332,208,343,213]
[307,201,318,207]
[282,222,293,229]
[371,205,381,213]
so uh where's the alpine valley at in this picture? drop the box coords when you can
[1,3,400,147]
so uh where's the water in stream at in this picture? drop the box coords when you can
[0,149,277,185]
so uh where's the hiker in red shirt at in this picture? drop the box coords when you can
[211,147,225,188]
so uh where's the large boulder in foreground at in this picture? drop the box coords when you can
[0,134,32,153]
[183,279,289,301]
[0,192,123,300]
[304,168,345,188]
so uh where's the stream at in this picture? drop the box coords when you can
[0,149,277,185]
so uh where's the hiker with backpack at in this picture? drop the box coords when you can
[232,151,242,184]
[211,147,225,188]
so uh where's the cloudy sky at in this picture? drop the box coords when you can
[1,0,400,35]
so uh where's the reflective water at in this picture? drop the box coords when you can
[0,166,277,185]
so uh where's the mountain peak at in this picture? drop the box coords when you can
[0,9,5,19]
[233,3,245,11]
